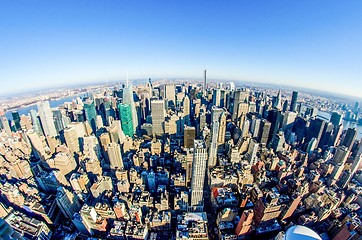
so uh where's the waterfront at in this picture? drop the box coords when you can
[5,94,83,120]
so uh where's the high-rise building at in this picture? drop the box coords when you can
[258,119,271,145]
[84,100,97,133]
[218,112,227,147]
[184,126,196,148]
[52,109,65,133]
[37,101,57,137]
[305,118,325,148]
[212,89,221,107]
[246,139,259,166]
[267,109,283,144]
[282,111,297,133]
[118,103,134,137]
[0,115,11,135]
[11,111,21,131]
[183,95,190,125]
[341,128,357,151]
[208,120,219,168]
[107,142,123,169]
[56,187,81,219]
[330,111,342,126]
[190,140,208,209]
[290,91,298,112]
[30,109,42,136]
[165,84,176,108]
[151,99,165,136]
[123,83,138,132]
[63,126,80,153]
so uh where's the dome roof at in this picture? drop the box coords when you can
[285,225,322,240]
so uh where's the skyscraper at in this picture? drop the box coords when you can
[290,91,298,112]
[84,100,97,133]
[190,140,207,209]
[341,128,357,151]
[56,187,81,219]
[123,83,138,132]
[208,120,219,168]
[37,101,57,137]
[0,115,11,135]
[258,119,271,145]
[330,111,342,126]
[184,126,196,148]
[118,103,134,137]
[11,111,21,131]
[151,99,165,136]
[267,109,283,144]
[107,142,123,169]
[165,84,176,108]
[183,95,190,125]
[30,109,42,136]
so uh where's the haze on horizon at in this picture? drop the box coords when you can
[0,0,361,98]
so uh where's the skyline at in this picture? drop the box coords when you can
[1,1,362,97]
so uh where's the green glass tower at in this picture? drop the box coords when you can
[84,100,97,133]
[118,103,134,137]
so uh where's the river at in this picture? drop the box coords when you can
[5,94,83,120]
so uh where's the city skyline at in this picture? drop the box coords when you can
[1,1,362,97]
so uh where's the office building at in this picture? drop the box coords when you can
[107,142,123,169]
[151,99,165,135]
[37,101,57,137]
[118,103,134,137]
[84,100,97,133]
[290,91,298,112]
[190,140,208,209]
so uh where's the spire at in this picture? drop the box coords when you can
[126,72,129,88]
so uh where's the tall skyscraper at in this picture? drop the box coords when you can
[267,109,283,144]
[123,83,138,132]
[305,118,325,148]
[184,126,196,148]
[341,128,357,151]
[218,112,227,147]
[208,120,219,168]
[290,91,298,112]
[0,115,11,135]
[330,111,342,126]
[151,99,165,136]
[84,100,97,133]
[37,101,57,137]
[165,84,176,108]
[258,119,271,145]
[56,187,81,219]
[212,89,221,107]
[232,90,248,122]
[107,142,123,169]
[53,109,65,133]
[183,95,190,125]
[30,109,42,135]
[11,111,21,131]
[118,103,134,137]
[190,140,207,209]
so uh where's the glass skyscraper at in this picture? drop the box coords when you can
[118,103,134,137]
[84,100,97,133]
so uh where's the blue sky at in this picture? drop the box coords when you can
[0,1,361,97]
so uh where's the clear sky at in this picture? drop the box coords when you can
[0,1,361,97]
